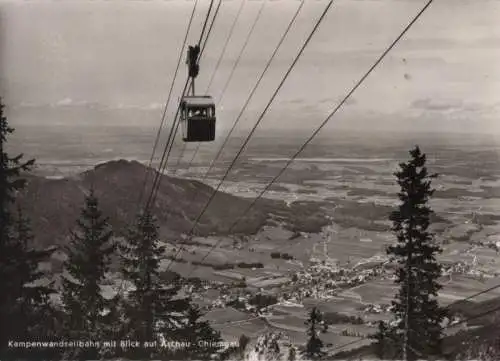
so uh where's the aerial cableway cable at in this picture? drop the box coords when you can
[117,0,219,303]
[144,0,221,212]
[200,0,222,57]
[164,0,334,273]
[136,0,199,210]
[117,0,217,303]
[172,141,188,175]
[173,0,246,176]
[172,0,223,174]
[332,279,500,354]
[152,0,222,182]
[206,0,246,94]
[192,0,305,203]
[217,0,266,107]
[145,0,218,206]
[143,0,216,210]
[184,0,264,181]
[184,0,434,277]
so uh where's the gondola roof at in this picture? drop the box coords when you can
[181,95,214,107]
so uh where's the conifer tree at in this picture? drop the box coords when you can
[0,98,58,359]
[378,145,446,360]
[372,320,394,359]
[238,334,250,358]
[61,188,115,359]
[119,210,190,359]
[303,307,325,359]
[14,206,61,348]
[287,344,297,361]
[175,304,223,359]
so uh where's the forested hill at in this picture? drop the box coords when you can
[16,159,330,248]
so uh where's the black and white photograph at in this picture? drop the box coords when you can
[1,0,499,360]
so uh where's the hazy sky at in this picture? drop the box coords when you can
[1,0,499,134]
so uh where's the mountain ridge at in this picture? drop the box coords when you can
[16,159,330,248]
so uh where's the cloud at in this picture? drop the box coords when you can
[315,97,357,106]
[145,103,164,110]
[411,98,464,112]
[410,98,500,122]
[51,98,94,108]
[56,98,73,106]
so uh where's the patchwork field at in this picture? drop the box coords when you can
[27,131,500,355]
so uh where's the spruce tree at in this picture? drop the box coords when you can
[175,304,223,359]
[14,206,63,359]
[380,145,446,360]
[303,307,325,359]
[0,98,58,359]
[287,344,297,361]
[372,320,394,359]
[61,188,116,359]
[238,334,250,359]
[119,210,190,359]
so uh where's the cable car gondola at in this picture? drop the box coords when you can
[180,95,216,142]
[180,44,216,142]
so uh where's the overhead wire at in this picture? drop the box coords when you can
[332,282,500,354]
[174,0,246,177]
[116,0,218,302]
[115,0,201,302]
[144,0,220,212]
[185,0,435,274]
[207,0,246,94]
[149,0,222,193]
[217,0,266,106]
[185,0,264,183]
[161,0,222,178]
[194,0,305,200]
[171,0,224,176]
[200,0,223,57]
[165,0,334,273]
[172,141,188,175]
[136,0,199,210]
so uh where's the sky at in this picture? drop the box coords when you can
[1,0,499,134]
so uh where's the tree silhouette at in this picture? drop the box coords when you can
[378,145,446,360]
[174,304,223,359]
[304,307,325,359]
[119,210,190,359]
[61,188,116,360]
[0,98,58,359]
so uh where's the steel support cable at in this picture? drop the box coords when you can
[119,0,217,304]
[143,0,215,212]
[156,0,222,180]
[185,0,266,184]
[137,0,199,210]
[185,0,434,276]
[217,0,266,107]
[146,0,222,210]
[201,0,223,57]
[172,141,189,175]
[165,0,334,273]
[158,0,221,180]
[115,1,201,303]
[198,0,216,49]
[332,294,500,354]
[194,0,305,199]
[174,0,242,176]
[206,0,245,93]
[143,0,217,211]
[144,76,191,211]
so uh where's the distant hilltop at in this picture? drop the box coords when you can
[16,159,330,248]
